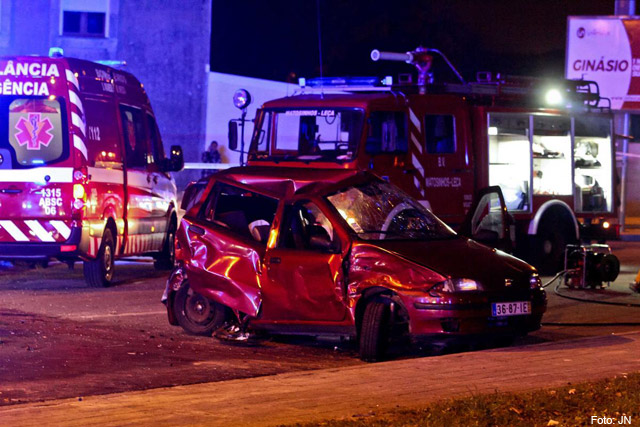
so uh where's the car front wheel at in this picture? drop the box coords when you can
[173,281,228,335]
[359,300,391,362]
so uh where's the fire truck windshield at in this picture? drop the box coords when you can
[0,97,68,168]
[249,108,364,163]
[326,180,456,241]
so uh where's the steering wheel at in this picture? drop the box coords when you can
[379,202,414,239]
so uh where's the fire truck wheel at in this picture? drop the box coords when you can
[359,299,391,362]
[83,228,115,288]
[154,225,176,271]
[535,219,575,275]
[173,281,228,335]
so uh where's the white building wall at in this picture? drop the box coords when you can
[205,72,297,165]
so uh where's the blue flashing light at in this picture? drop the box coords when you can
[305,77,381,88]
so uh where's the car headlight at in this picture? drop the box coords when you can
[530,273,542,289]
[430,278,483,294]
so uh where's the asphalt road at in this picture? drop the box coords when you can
[1,241,639,407]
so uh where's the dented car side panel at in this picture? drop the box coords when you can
[177,217,264,316]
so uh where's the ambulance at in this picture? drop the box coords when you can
[0,55,183,287]
[235,47,618,273]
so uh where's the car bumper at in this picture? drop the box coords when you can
[0,227,83,261]
[402,290,546,337]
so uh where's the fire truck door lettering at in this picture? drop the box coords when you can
[437,157,445,167]
[424,177,462,188]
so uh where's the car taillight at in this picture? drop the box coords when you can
[60,245,77,252]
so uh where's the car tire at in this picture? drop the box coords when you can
[83,228,115,288]
[173,281,228,335]
[154,224,176,271]
[359,300,391,362]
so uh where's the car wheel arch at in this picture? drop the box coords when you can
[354,287,405,337]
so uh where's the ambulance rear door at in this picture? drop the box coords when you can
[0,59,76,246]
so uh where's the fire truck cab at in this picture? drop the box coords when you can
[0,55,183,286]
[240,49,617,273]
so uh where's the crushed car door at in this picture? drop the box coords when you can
[262,199,348,322]
[459,186,514,253]
[184,181,279,316]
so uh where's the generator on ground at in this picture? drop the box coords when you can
[563,244,620,289]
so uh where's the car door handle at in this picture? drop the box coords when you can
[269,257,281,264]
[189,224,205,236]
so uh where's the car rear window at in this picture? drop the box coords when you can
[1,97,68,168]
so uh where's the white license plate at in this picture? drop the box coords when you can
[491,301,531,317]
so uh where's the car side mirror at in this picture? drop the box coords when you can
[228,121,238,151]
[164,145,184,172]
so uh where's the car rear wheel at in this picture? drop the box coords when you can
[83,228,115,288]
[154,224,176,271]
[174,281,228,335]
[359,300,391,362]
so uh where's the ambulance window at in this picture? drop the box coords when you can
[424,115,455,154]
[366,111,408,154]
[6,98,67,167]
[119,106,148,169]
[147,114,165,164]
[84,98,122,168]
[488,113,531,212]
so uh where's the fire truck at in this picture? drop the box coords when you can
[0,55,184,286]
[231,47,618,273]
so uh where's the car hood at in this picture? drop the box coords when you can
[372,237,535,288]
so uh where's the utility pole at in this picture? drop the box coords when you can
[615,0,636,233]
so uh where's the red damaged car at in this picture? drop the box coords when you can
[163,167,546,361]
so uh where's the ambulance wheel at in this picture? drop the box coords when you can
[154,224,176,271]
[83,228,115,288]
[173,281,228,335]
[359,299,391,362]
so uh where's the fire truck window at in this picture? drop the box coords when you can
[119,105,148,169]
[201,183,278,243]
[269,109,363,162]
[574,116,613,213]
[424,115,456,154]
[84,98,122,168]
[366,111,408,154]
[280,201,335,252]
[488,114,531,211]
[6,98,66,167]
[532,116,571,196]
[147,114,165,165]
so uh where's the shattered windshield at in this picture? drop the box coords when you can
[326,180,456,241]
[250,108,364,163]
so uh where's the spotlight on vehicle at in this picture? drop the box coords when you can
[233,89,252,110]
[545,88,563,106]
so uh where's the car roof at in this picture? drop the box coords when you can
[214,166,363,198]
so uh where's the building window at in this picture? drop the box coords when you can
[62,11,106,37]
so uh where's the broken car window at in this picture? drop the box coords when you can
[201,183,278,243]
[326,180,455,241]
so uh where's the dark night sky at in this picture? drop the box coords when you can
[211,0,613,83]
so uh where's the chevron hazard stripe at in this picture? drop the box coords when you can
[0,220,74,242]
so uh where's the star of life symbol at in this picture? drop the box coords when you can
[15,113,54,150]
